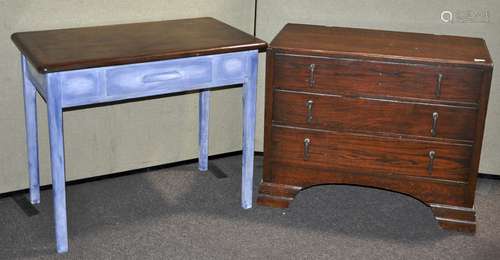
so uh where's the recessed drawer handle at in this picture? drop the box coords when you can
[427,150,436,174]
[304,138,311,160]
[142,71,183,83]
[431,112,439,137]
[435,73,443,97]
[308,64,316,87]
[306,100,314,123]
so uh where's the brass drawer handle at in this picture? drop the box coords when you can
[309,64,316,87]
[306,100,314,123]
[304,138,311,160]
[428,150,436,174]
[431,112,439,137]
[435,73,443,97]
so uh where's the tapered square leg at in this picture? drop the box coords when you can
[21,55,40,204]
[46,73,68,253]
[241,51,258,209]
[199,90,210,171]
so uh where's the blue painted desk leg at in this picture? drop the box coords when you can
[199,90,210,171]
[21,55,40,204]
[241,51,258,209]
[46,73,69,253]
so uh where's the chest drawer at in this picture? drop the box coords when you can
[270,126,472,182]
[272,90,477,141]
[274,54,483,104]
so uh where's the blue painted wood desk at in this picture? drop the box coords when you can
[11,17,267,253]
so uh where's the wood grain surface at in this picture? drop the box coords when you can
[270,23,492,67]
[272,90,478,141]
[270,126,472,182]
[274,54,484,104]
[12,17,267,73]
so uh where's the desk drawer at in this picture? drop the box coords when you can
[106,57,213,96]
[272,90,477,141]
[270,126,472,182]
[274,54,483,104]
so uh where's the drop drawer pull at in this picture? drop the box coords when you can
[142,71,183,83]
[431,112,439,137]
[304,138,311,160]
[308,64,316,87]
[306,100,314,123]
[435,73,443,97]
[427,150,436,174]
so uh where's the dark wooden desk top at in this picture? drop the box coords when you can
[12,17,267,73]
[271,23,492,67]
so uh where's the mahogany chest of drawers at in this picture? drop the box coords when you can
[257,24,493,232]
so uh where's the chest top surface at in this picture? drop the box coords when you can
[270,23,492,67]
[12,17,267,73]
